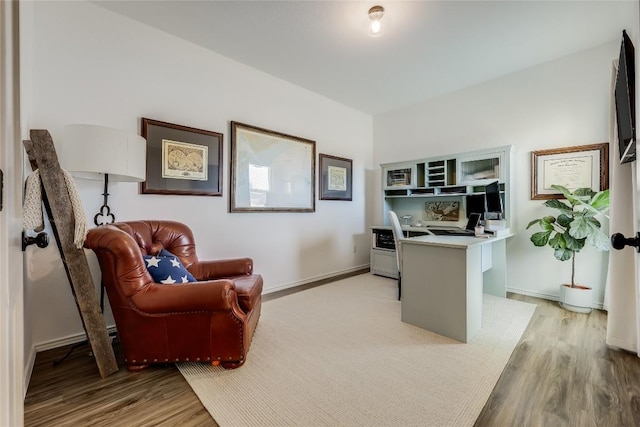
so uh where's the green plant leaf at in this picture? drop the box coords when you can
[550,184,572,198]
[544,199,572,213]
[539,216,556,231]
[556,213,572,228]
[530,231,551,247]
[548,232,566,249]
[553,247,574,261]
[590,189,610,212]
[552,185,602,208]
[573,187,596,198]
[563,233,585,251]
[586,228,611,251]
[526,219,540,229]
[527,216,556,230]
[569,216,601,240]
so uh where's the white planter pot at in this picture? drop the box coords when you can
[559,284,593,314]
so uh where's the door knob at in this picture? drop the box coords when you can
[611,232,640,252]
[22,230,49,251]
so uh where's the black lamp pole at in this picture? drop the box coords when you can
[94,173,116,226]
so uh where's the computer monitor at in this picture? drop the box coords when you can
[484,181,503,217]
[466,194,486,218]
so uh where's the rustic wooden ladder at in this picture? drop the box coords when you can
[23,129,118,378]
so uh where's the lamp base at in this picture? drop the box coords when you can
[94,204,115,226]
[94,173,115,226]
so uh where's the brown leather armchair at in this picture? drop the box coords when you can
[84,220,262,371]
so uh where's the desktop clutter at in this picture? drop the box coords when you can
[479,222,510,237]
[405,214,510,238]
[395,180,511,238]
[484,219,509,235]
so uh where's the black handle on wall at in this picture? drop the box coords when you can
[611,232,640,252]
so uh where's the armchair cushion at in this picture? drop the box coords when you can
[144,250,197,284]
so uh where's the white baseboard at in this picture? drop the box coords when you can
[507,286,604,310]
[34,325,118,353]
[23,345,37,398]
[263,264,370,295]
[605,336,638,353]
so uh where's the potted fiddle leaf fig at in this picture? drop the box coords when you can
[526,184,610,313]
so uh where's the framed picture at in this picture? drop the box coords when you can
[230,121,315,212]
[141,118,223,196]
[319,154,352,201]
[531,142,609,200]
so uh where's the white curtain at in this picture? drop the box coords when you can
[604,60,640,355]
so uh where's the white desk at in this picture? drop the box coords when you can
[400,234,510,343]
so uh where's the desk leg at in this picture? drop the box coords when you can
[483,238,507,297]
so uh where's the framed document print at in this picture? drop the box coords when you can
[141,118,223,196]
[319,154,353,201]
[230,121,315,212]
[531,143,609,200]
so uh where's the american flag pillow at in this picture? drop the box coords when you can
[143,250,196,284]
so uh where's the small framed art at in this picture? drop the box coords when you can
[319,153,352,201]
[141,118,223,196]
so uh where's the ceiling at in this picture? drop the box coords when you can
[93,0,636,115]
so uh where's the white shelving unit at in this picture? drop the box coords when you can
[371,145,514,278]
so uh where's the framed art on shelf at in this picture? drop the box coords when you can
[319,153,352,201]
[230,121,315,212]
[531,142,609,200]
[140,118,223,196]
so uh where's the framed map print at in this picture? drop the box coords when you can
[141,118,223,196]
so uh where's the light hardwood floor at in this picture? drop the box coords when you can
[24,280,640,426]
[475,293,640,427]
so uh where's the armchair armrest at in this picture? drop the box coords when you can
[189,258,253,280]
[131,279,238,313]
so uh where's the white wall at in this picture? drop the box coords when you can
[373,42,622,305]
[24,1,373,351]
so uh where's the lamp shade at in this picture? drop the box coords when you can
[61,124,146,182]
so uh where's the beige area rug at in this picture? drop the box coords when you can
[177,274,536,427]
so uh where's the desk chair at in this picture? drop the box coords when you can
[389,211,404,300]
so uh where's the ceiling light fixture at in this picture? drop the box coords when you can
[368,5,384,37]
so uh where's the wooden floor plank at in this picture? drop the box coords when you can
[475,293,640,427]
[24,343,216,427]
[25,288,640,426]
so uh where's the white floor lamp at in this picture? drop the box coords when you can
[60,124,146,226]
